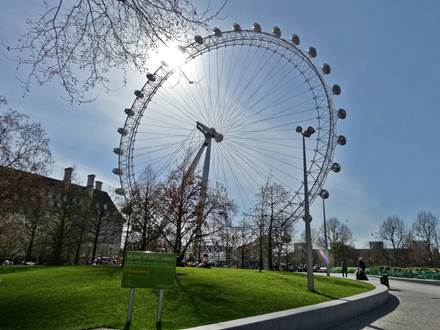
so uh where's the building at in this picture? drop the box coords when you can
[0,166,124,264]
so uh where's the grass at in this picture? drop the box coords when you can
[0,266,374,330]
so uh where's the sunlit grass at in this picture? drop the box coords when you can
[0,266,373,330]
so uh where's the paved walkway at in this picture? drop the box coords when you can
[327,273,440,330]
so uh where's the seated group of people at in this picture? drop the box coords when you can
[185,253,211,268]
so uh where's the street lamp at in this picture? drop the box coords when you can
[296,125,315,291]
[121,203,133,267]
[319,189,330,277]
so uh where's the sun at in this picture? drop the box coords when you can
[149,41,187,69]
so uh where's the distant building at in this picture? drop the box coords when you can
[0,166,124,264]
[369,241,384,249]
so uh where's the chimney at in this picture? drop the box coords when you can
[95,181,103,191]
[86,174,95,198]
[63,167,73,191]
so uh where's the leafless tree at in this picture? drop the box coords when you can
[4,0,226,103]
[128,166,162,251]
[260,180,290,270]
[248,187,268,272]
[0,97,53,173]
[236,218,254,268]
[273,226,292,269]
[154,159,235,265]
[413,211,439,267]
[378,216,410,266]
[21,188,52,261]
[315,217,353,266]
[0,214,27,259]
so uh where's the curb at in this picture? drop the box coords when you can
[185,282,388,330]
[369,274,440,286]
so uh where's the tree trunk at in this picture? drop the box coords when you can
[51,211,66,265]
[268,211,274,270]
[26,223,37,262]
[74,228,84,265]
[141,216,148,250]
[241,246,245,268]
[259,224,263,272]
[91,214,103,262]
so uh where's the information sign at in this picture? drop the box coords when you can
[121,251,176,289]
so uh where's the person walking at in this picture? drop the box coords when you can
[357,257,368,280]
[341,260,348,278]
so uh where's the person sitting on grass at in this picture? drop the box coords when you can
[198,253,211,268]
[186,253,196,267]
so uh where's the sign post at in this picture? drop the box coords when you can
[156,289,164,324]
[121,251,176,329]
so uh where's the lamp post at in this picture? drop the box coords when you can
[296,125,315,291]
[121,203,133,267]
[319,189,330,276]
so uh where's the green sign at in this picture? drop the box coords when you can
[121,251,176,289]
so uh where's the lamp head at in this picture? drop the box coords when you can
[296,126,303,133]
[304,126,315,137]
[319,189,329,199]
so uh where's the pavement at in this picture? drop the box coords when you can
[325,272,440,330]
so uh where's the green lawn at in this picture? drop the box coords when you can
[0,266,373,330]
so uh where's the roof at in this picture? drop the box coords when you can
[0,165,122,218]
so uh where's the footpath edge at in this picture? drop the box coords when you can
[185,281,388,330]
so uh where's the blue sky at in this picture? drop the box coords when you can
[1,1,439,247]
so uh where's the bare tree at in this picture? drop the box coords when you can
[129,166,162,251]
[273,226,292,269]
[21,188,51,261]
[316,217,353,266]
[248,187,268,272]
[236,219,254,268]
[378,216,410,266]
[0,100,53,176]
[261,181,290,270]
[155,160,235,265]
[413,211,439,267]
[0,214,27,259]
[4,0,226,103]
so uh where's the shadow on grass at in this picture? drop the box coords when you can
[0,294,93,330]
[313,290,343,300]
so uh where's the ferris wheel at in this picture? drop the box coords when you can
[113,22,347,222]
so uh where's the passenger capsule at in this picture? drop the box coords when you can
[194,35,204,44]
[307,47,317,58]
[331,163,341,173]
[272,26,281,37]
[146,73,155,81]
[252,22,262,33]
[322,63,331,74]
[337,109,347,119]
[291,34,300,45]
[112,168,123,175]
[213,27,222,37]
[124,108,135,116]
[332,84,342,95]
[134,90,144,98]
[233,23,241,32]
[117,128,128,135]
[115,188,125,196]
[113,148,123,155]
[337,135,347,146]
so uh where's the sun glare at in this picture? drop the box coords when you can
[150,42,187,69]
